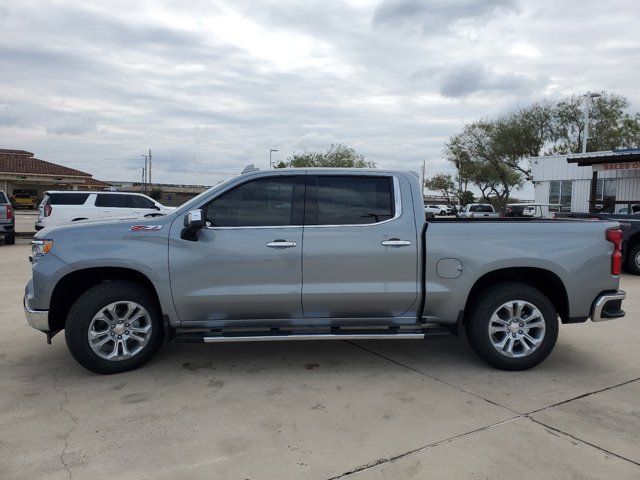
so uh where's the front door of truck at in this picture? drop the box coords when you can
[301,174,419,318]
[169,175,305,322]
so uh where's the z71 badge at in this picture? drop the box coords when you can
[130,225,163,232]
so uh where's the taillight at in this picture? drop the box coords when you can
[606,228,623,275]
[44,203,52,217]
[6,204,12,220]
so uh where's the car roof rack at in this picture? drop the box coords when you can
[241,164,260,174]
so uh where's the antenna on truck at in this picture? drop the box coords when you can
[241,164,260,174]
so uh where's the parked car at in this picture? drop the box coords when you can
[425,204,447,216]
[505,203,560,219]
[35,191,174,231]
[0,190,15,245]
[24,168,625,374]
[458,203,500,218]
[437,204,453,215]
[11,193,37,209]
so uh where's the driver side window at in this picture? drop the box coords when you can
[205,177,296,227]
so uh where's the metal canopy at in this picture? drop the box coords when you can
[567,149,640,166]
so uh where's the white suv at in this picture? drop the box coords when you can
[36,191,174,231]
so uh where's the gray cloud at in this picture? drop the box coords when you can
[46,115,98,135]
[439,63,546,98]
[373,0,518,33]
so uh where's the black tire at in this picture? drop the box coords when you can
[624,244,640,275]
[4,235,15,245]
[466,282,559,371]
[65,281,164,374]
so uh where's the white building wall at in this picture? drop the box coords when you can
[531,155,640,212]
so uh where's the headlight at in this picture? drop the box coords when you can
[30,239,53,261]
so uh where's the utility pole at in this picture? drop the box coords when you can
[421,160,426,200]
[140,154,148,193]
[147,149,152,187]
[582,92,602,153]
[269,148,278,169]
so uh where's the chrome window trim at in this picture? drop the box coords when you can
[203,174,401,230]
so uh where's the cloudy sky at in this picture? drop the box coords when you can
[1,0,639,195]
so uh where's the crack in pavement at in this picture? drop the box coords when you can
[525,377,640,415]
[343,341,640,477]
[346,341,521,415]
[49,368,78,480]
[528,417,640,467]
[326,416,521,480]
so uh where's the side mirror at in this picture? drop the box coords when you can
[181,209,205,241]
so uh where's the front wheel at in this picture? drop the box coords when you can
[466,282,559,370]
[65,281,164,374]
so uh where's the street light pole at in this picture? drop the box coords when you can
[269,148,279,169]
[582,91,602,153]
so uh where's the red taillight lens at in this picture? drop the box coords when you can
[606,228,623,275]
[6,204,12,220]
[44,203,52,217]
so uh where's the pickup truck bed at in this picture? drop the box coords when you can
[24,168,626,374]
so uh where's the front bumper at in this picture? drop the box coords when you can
[24,296,49,332]
[591,290,626,322]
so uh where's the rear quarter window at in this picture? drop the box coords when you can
[0,192,8,203]
[48,193,90,205]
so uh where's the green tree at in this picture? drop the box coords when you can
[552,92,640,153]
[424,173,457,204]
[449,122,524,209]
[276,143,375,168]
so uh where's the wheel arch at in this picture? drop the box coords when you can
[463,267,569,324]
[49,267,163,333]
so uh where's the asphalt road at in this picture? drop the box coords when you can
[1,241,639,479]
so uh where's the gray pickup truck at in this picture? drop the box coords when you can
[24,168,626,374]
[1,190,16,245]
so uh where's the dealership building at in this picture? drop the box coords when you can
[530,148,640,213]
[0,149,109,203]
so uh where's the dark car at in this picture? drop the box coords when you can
[0,190,16,245]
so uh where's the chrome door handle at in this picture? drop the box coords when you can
[381,239,412,247]
[266,240,297,248]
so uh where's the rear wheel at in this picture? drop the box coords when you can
[466,282,558,370]
[624,244,640,275]
[65,281,164,374]
[4,235,15,245]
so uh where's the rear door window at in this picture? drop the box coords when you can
[48,193,90,205]
[0,191,8,203]
[95,194,128,208]
[308,176,394,225]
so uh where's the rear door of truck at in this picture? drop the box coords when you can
[301,172,419,318]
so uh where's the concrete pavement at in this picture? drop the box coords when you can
[0,242,638,479]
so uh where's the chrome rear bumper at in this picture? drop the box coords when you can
[24,296,49,332]
[591,290,626,322]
